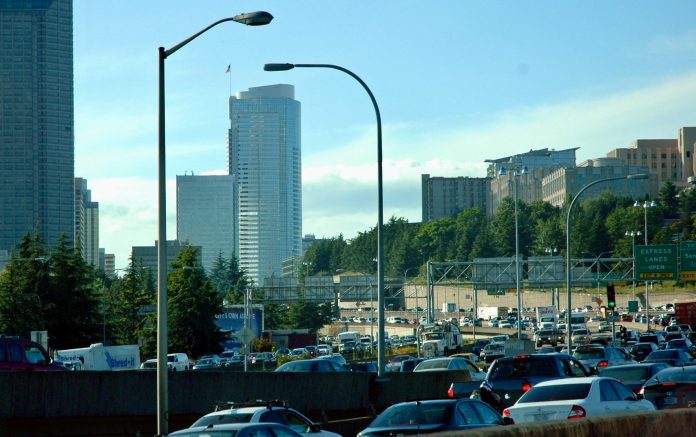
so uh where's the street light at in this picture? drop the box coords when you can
[634,200,657,331]
[264,62,386,378]
[625,230,642,301]
[566,174,648,351]
[498,166,527,338]
[156,11,272,436]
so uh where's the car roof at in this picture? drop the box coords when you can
[172,422,299,436]
[534,376,607,387]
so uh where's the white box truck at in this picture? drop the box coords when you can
[54,343,140,370]
[477,306,509,320]
[536,306,558,329]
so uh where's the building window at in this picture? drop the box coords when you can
[688,151,692,158]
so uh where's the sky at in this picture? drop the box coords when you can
[72,1,696,270]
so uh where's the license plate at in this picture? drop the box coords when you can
[663,397,677,405]
[531,414,549,422]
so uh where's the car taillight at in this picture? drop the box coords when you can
[597,360,609,367]
[502,408,512,419]
[567,405,586,419]
[662,382,677,387]
[639,387,645,395]
[447,384,455,398]
[522,382,532,393]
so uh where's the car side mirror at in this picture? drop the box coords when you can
[502,417,514,425]
[310,424,321,432]
[590,367,599,376]
[635,393,644,400]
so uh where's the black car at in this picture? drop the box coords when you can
[448,353,589,407]
[399,358,427,372]
[534,329,558,347]
[641,366,696,409]
[472,339,490,355]
[598,362,672,393]
[630,342,659,362]
[643,349,695,366]
[357,398,511,436]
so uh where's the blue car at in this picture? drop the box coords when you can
[357,398,511,436]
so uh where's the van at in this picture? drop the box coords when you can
[0,336,66,371]
[167,353,190,371]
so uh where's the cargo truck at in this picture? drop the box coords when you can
[535,305,558,330]
[674,300,696,331]
[54,343,140,371]
[418,321,463,357]
[477,306,509,321]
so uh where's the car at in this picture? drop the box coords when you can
[357,398,511,436]
[480,343,505,364]
[192,358,219,370]
[174,422,304,437]
[167,353,190,371]
[598,362,672,393]
[338,341,357,354]
[571,345,636,372]
[0,336,66,371]
[642,349,695,366]
[316,344,332,355]
[190,400,341,437]
[598,322,612,333]
[640,365,696,409]
[414,357,486,380]
[386,354,414,372]
[630,342,659,362]
[251,352,276,364]
[399,357,428,372]
[570,328,591,344]
[315,354,347,366]
[502,377,654,423]
[223,355,245,368]
[475,353,590,407]
[533,329,558,347]
[289,348,309,358]
[638,332,666,348]
[472,339,490,355]
[275,358,348,372]
[665,338,696,356]
[139,358,174,371]
[348,361,381,372]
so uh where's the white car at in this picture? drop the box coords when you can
[502,377,655,423]
[190,401,341,437]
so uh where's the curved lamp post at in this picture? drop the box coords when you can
[565,174,648,351]
[263,62,386,377]
[157,11,272,435]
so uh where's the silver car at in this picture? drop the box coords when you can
[572,345,636,372]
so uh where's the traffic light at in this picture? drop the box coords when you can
[620,326,627,345]
[606,284,616,309]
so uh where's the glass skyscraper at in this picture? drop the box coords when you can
[0,0,74,253]
[176,174,236,272]
[229,85,302,285]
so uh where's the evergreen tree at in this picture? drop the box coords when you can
[209,253,250,305]
[659,181,679,219]
[167,246,224,357]
[110,258,153,345]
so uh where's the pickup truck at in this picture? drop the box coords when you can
[448,353,589,407]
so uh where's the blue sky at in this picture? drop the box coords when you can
[73,1,696,269]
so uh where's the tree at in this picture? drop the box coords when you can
[110,258,153,345]
[659,181,679,219]
[166,245,224,357]
[209,253,250,304]
[285,301,333,333]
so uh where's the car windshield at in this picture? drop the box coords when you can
[370,403,451,427]
[647,350,679,359]
[414,360,449,370]
[599,367,650,384]
[191,413,254,427]
[646,368,696,385]
[573,349,605,359]
[517,383,592,403]
[488,358,557,380]
[276,361,315,372]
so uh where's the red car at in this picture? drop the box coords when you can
[0,336,66,371]
[620,314,633,322]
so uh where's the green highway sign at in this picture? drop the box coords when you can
[635,244,678,280]
[628,300,638,313]
[486,289,505,296]
[680,241,696,280]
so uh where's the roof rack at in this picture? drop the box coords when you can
[213,399,289,412]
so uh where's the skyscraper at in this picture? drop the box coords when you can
[176,174,236,271]
[228,85,302,284]
[74,177,99,266]
[0,0,74,253]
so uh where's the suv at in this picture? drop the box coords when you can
[533,329,557,347]
[0,336,65,371]
[478,354,589,407]
[572,345,636,372]
[190,400,341,437]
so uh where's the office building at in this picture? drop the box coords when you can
[486,148,577,214]
[74,178,99,266]
[131,240,201,274]
[228,85,302,285]
[542,158,653,207]
[607,138,681,194]
[0,0,75,253]
[176,173,236,271]
[421,174,490,221]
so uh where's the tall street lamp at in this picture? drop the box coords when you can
[498,166,527,338]
[156,11,272,436]
[566,174,648,350]
[625,230,642,301]
[635,200,656,331]
[264,62,386,378]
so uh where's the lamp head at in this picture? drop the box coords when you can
[264,63,295,71]
[233,11,273,26]
[627,173,649,180]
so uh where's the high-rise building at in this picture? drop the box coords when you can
[228,85,302,285]
[176,173,236,271]
[74,177,99,266]
[607,138,681,193]
[421,174,490,221]
[0,0,74,253]
[131,240,201,274]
